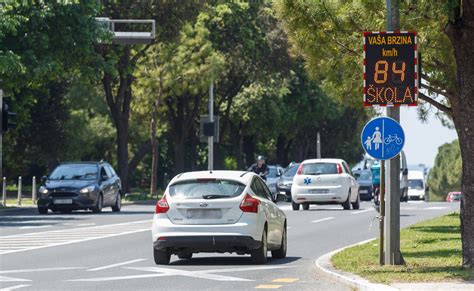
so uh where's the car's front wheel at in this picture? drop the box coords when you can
[271,226,287,259]
[251,230,267,264]
[154,248,171,265]
[92,194,103,213]
[112,192,121,212]
[302,203,310,210]
[292,201,300,211]
[38,207,48,215]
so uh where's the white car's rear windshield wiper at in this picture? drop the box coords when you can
[202,194,229,199]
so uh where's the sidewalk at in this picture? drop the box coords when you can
[315,239,474,291]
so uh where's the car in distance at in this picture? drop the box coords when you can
[151,170,287,265]
[353,169,373,201]
[265,165,284,195]
[37,162,122,214]
[446,191,462,202]
[407,170,426,200]
[291,159,360,211]
[276,163,300,202]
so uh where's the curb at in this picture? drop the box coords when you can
[314,238,397,291]
[0,206,36,213]
[122,199,156,206]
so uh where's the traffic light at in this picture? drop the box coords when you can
[2,101,16,132]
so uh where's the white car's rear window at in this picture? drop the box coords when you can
[302,163,338,175]
[169,179,246,200]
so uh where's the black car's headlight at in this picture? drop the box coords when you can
[80,186,95,194]
[39,186,49,198]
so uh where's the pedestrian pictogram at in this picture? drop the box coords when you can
[361,117,405,160]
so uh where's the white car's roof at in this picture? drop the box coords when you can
[301,158,346,164]
[169,170,255,186]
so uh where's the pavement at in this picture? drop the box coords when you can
[0,201,460,290]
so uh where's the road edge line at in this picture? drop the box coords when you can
[314,238,398,291]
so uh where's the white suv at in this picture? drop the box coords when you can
[152,171,287,265]
[291,159,360,210]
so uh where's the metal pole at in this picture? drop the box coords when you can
[385,0,404,265]
[317,132,321,159]
[17,176,22,206]
[32,176,37,205]
[379,160,385,265]
[2,177,6,206]
[208,83,214,171]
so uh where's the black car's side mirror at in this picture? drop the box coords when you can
[275,193,287,203]
[41,176,48,184]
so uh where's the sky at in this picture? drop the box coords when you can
[399,107,457,168]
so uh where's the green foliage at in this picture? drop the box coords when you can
[428,139,462,201]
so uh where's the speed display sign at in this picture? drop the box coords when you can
[363,31,417,106]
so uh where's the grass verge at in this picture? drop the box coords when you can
[332,212,474,283]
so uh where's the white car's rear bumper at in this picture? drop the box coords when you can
[291,185,347,203]
[151,213,264,242]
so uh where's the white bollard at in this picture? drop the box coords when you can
[2,177,6,206]
[17,176,22,206]
[32,176,37,205]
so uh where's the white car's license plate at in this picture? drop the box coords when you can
[54,199,73,204]
[187,209,222,219]
[309,189,329,194]
[360,190,368,194]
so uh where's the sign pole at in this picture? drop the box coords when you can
[385,0,404,265]
[379,160,385,265]
[208,83,214,171]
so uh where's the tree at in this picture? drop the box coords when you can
[96,1,203,192]
[427,140,462,201]
[275,0,474,268]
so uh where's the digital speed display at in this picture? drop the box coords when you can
[363,31,417,106]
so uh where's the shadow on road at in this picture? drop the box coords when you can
[170,256,301,266]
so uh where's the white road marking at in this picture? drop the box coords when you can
[69,265,291,283]
[0,284,31,291]
[350,208,374,215]
[425,206,446,210]
[311,217,335,223]
[18,225,52,230]
[87,259,146,271]
[0,267,84,275]
[0,220,151,255]
[0,275,30,282]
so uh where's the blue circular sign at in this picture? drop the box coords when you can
[361,117,405,160]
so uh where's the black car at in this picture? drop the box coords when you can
[354,169,373,201]
[276,163,300,202]
[37,162,122,214]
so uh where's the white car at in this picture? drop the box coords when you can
[291,159,360,210]
[152,170,287,265]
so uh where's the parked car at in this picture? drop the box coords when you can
[291,159,360,211]
[265,165,284,195]
[37,161,122,214]
[408,170,426,200]
[354,169,373,201]
[276,163,300,202]
[446,191,462,202]
[152,170,287,265]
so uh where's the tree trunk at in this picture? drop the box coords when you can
[117,118,130,192]
[445,3,474,268]
[150,106,159,199]
[173,136,186,174]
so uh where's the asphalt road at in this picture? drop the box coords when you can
[0,201,459,291]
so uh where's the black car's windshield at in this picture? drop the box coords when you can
[49,164,98,180]
[169,179,245,200]
[283,164,299,177]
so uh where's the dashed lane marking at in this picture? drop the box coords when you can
[255,285,282,289]
[18,225,52,230]
[0,284,31,291]
[0,220,150,255]
[311,217,335,223]
[350,208,374,215]
[272,278,299,283]
[87,259,147,271]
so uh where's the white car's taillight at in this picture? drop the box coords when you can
[296,164,303,175]
[337,164,343,174]
[240,193,260,213]
[155,195,169,214]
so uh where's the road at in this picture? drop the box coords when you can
[0,201,459,291]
